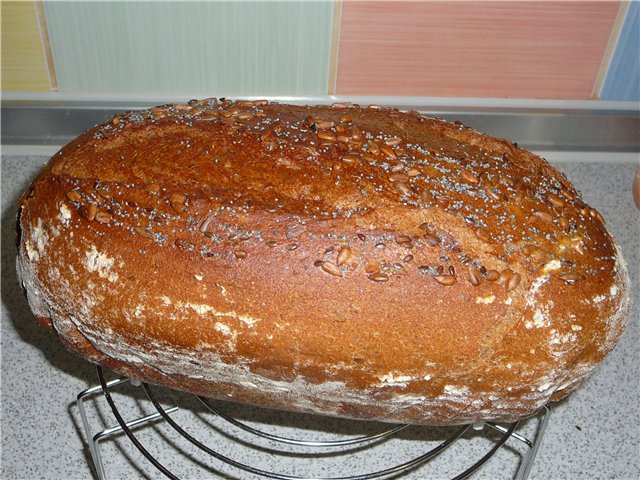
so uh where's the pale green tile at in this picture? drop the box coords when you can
[44,1,334,95]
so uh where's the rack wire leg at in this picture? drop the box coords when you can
[76,368,179,480]
[77,378,130,480]
[515,405,551,480]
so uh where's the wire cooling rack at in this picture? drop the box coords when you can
[76,366,550,480]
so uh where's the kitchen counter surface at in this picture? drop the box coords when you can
[2,155,638,480]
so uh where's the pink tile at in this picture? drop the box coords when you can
[336,1,620,99]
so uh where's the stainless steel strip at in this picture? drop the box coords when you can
[2,100,638,151]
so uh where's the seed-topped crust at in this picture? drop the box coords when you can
[16,99,630,426]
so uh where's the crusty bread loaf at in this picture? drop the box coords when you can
[16,99,630,425]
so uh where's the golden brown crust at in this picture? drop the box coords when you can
[16,99,630,425]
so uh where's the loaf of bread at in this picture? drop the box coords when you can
[17,99,629,425]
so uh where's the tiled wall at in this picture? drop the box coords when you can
[2,1,638,101]
[336,1,618,98]
[42,1,335,95]
[1,1,54,91]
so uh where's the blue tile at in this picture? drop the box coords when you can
[601,3,640,101]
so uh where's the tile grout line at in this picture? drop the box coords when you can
[591,1,629,100]
[34,0,58,92]
[327,0,343,96]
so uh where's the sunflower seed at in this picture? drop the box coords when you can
[487,189,504,201]
[317,131,337,142]
[547,193,565,208]
[389,173,409,183]
[434,194,451,208]
[524,245,552,262]
[498,269,513,286]
[474,227,491,243]
[95,211,112,224]
[367,141,380,154]
[424,234,440,247]
[468,266,481,286]
[331,102,351,108]
[589,208,605,224]
[171,202,186,213]
[407,168,421,177]
[260,129,275,142]
[66,190,82,202]
[395,182,411,196]
[342,154,358,164]
[316,120,335,129]
[357,233,366,241]
[385,137,402,146]
[322,261,342,277]
[433,275,456,286]
[81,204,98,222]
[337,247,353,266]
[380,144,397,159]
[533,211,553,223]
[558,217,570,230]
[287,243,299,251]
[314,259,324,267]
[135,227,155,239]
[485,270,500,281]
[95,184,112,199]
[391,235,409,248]
[266,240,278,248]
[368,273,389,283]
[170,193,186,204]
[560,188,576,201]
[365,260,380,274]
[234,250,247,259]
[286,224,306,239]
[461,169,479,185]
[559,272,585,283]
[507,272,522,291]
[403,254,414,262]
[199,214,216,233]
[341,115,353,123]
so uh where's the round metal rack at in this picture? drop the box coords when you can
[77,366,550,480]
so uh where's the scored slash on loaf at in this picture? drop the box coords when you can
[16,98,630,425]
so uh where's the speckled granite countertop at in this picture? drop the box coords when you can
[2,155,638,480]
